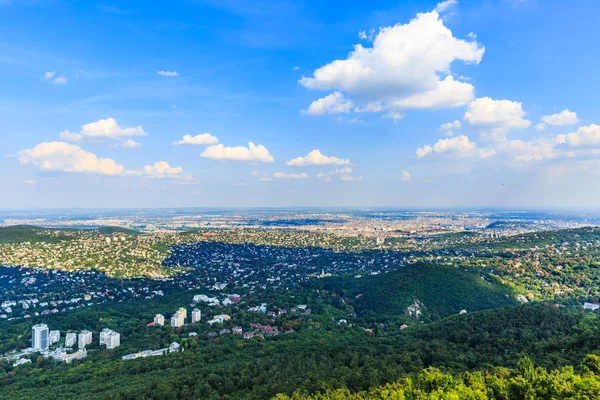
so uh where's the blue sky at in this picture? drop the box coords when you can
[2,0,600,209]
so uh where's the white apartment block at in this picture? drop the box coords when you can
[48,330,60,345]
[65,332,77,348]
[78,330,93,348]
[170,308,186,328]
[99,328,121,349]
[191,308,202,323]
[154,314,165,326]
[32,324,49,351]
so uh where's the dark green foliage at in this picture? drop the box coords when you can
[0,225,139,245]
[96,226,140,236]
[276,358,600,399]
[2,303,600,399]
[0,226,76,244]
[313,263,517,322]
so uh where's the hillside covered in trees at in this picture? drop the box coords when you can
[276,355,600,399]
[2,225,600,398]
[311,262,517,322]
[2,303,600,399]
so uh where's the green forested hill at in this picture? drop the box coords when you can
[2,304,599,399]
[0,225,76,244]
[313,263,517,321]
[0,225,139,245]
[96,226,140,235]
[275,355,600,400]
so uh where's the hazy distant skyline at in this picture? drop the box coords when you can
[2,0,600,209]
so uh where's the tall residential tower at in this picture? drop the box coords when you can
[31,324,49,351]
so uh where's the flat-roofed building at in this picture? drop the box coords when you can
[32,324,49,351]
[78,330,92,348]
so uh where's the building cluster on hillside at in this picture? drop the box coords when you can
[142,293,300,344]
[0,231,172,279]
[0,267,165,321]
[10,323,122,366]
[3,216,590,325]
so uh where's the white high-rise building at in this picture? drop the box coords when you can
[78,330,93,348]
[154,314,165,326]
[170,314,183,328]
[178,307,187,322]
[191,308,202,323]
[170,308,186,328]
[65,332,77,348]
[32,324,49,351]
[99,328,120,349]
[48,330,60,345]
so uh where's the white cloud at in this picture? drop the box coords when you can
[464,97,531,130]
[43,71,67,85]
[303,91,353,115]
[158,70,179,77]
[272,172,308,180]
[358,29,376,41]
[175,133,219,146]
[416,145,433,159]
[383,111,403,121]
[58,131,83,143]
[481,124,600,165]
[287,149,350,166]
[440,120,461,130]
[388,76,474,109]
[540,109,579,126]
[121,139,142,149]
[201,142,274,162]
[435,0,457,13]
[300,6,483,118]
[498,137,558,163]
[339,173,364,182]
[556,124,600,147]
[417,135,495,159]
[17,142,125,176]
[142,161,191,180]
[534,123,546,131]
[52,76,67,85]
[60,118,147,142]
[401,170,412,180]
[316,166,361,182]
[293,66,300,71]
[24,180,36,185]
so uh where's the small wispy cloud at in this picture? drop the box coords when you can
[43,71,67,85]
[158,70,179,77]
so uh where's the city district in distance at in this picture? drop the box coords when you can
[3,208,600,399]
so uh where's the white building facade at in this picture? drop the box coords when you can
[78,330,93,348]
[191,308,202,323]
[99,328,121,349]
[32,324,49,351]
